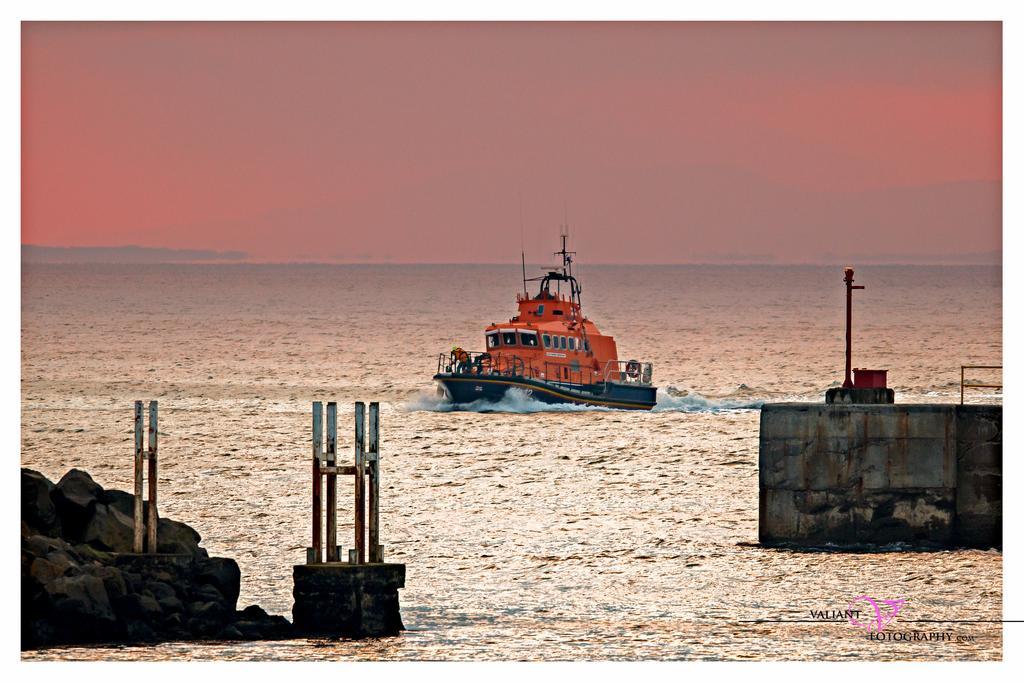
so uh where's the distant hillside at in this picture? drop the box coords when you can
[22,245,247,264]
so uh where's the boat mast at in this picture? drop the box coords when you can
[554,226,580,311]
[554,224,587,356]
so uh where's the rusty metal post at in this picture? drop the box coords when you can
[133,401,144,553]
[368,402,381,562]
[311,402,323,564]
[146,401,158,553]
[354,401,366,564]
[843,267,865,388]
[326,401,338,562]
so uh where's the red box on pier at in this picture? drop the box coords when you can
[853,368,888,389]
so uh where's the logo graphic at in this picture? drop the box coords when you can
[847,596,906,631]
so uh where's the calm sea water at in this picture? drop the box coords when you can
[21,264,1002,660]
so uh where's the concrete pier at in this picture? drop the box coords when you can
[759,403,1001,548]
[292,563,405,637]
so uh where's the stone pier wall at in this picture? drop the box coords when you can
[758,403,1001,548]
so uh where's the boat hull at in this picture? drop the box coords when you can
[433,373,657,410]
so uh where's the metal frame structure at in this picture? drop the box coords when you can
[308,401,383,565]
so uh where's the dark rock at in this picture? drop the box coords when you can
[24,533,75,559]
[233,604,294,640]
[125,621,158,642]
[157,518,204,557]
[233,620,265,639]
[239,604,269,621]
[157,595,185,614]
[146,581,177,603]
[188,600,227,622]
[150,570,177,585]
[23,617,56,649]
[43,549,80,578]
[115,593,163,622]
[187,600,229,637]
[82,503,135,553]
[163,612,184,629]
[30,557,67,585]
[84,565,128,602]
[121,571,144,593]
[51,469,102,539]
[265,614,294,638]
[218,624,243,640]
[195,557,240,611]
[193,583,224,604]
[99,488,135,518]
[44,574,116,629]
[72,543,114,565]
[187,617,218,637]
[22,469,62,537]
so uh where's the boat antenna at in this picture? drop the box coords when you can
[554,223,578,309]
[519,194,528,299]
[555,225,575,277]
[521,250,528,300]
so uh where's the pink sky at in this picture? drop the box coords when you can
[21,22,1001,264]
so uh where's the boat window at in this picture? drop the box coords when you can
[542,334,551,348]
[502,331,518,346]
[568,337,576,351]
[560,336,567,349]
[486,332,500,349]
[520,330,538,347]
[583,339,591,352]
[553,309,564,316]
[536,305,545,315]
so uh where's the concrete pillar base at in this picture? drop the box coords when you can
[292,563,405,637]
[825,387,894,404]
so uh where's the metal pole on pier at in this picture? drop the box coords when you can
[843,267,865,389]
[311,402,323,563]
[146,401,158,552]
[133,401,145,553]
[326,401,338,562]
[354,402,366,564]
[368,402,380,563]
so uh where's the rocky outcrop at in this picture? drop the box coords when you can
[22,468,62,537]
[21,468,293,649]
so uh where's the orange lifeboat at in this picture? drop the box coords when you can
[434,232,656,410]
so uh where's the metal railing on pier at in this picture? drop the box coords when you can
[961,365,1002,404]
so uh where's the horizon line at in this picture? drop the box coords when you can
[21,259,1003,267]
[21,243,1002,267]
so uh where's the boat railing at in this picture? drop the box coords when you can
[438,351,588,386]
[437,351,526,378]
[599,359,654,386]
[438,352,653,389]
